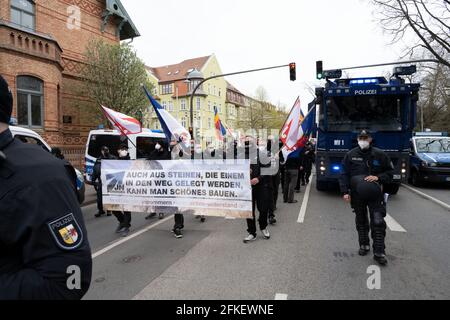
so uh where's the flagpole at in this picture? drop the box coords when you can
[279,96,300,135]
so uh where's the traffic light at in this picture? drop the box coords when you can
[189,127,194,138]
[289,63,296,81]
[316,61,323,80]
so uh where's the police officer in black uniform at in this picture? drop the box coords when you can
[0,75,92,299]
[339,130,394,266]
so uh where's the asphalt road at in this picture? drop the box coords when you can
[81,179,450,300]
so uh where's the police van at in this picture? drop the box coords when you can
[84,128,166,184]
[409,132,450,186]
[9,124,86,204]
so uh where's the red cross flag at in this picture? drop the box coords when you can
[101,105,142,135]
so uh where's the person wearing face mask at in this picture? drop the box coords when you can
[339,130,394,266]
[145,142,170,220]
[111,144,132,236]
[92,146,116,218]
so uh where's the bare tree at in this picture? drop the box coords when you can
[372,0,450,67]
[79,39,154,125]
[417,62,450,131]
[237,86,288,131]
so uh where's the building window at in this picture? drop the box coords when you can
[17,76,43,128]
[168,101,174,112]
[11,0,35,30]
[181,117,187,128]
[180,99,186,111]
[208,100,212,112]
[161,84,173,95]
[219,89,221,97]
[196,97,201,111]
[162,101,167,110]
[17,76,44,128]
[208,118,212,128]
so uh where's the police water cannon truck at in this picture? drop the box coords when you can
[314,64,420,194]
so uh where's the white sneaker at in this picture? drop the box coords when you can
[261,229,270,239]
[243,234,257,243]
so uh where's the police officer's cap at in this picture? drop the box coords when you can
[101,146,110,152]
[358,130,371,139]
[0,75,13,124]
[118,143,128,150]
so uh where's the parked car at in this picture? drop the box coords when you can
[409,132,450,186]
[85,128,166,184]
[9,125,86,204]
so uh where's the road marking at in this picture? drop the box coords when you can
[92,215,173,259]
[297,178,313,223]
[402,184,450,211]
[275,293,288,300]
[385,214,407,233]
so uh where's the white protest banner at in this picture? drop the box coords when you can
[101,159,252,219]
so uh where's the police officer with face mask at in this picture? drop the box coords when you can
[339,130,394,266]
[0,75,92,299]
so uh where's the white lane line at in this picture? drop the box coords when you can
[275,293,288,300]
[92,215,173,259]
[402,184,450,211]
[297,177,313,223]
[385,214,407,233]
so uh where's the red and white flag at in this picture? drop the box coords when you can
[101,105,142,135]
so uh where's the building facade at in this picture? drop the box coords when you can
[146,54,258,145]
[0,0,139,168]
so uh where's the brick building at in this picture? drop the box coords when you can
[0,0,139,168]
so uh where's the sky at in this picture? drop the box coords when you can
[121,0,407,112]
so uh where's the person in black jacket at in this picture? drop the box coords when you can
[0,75,92,299]
[91,146,116,218]
[299,141,315,185]
[111,144,132,237]
[145,142,171,220]
[339,130,394,266]
[243,137,271,243]
[283,154,302,203]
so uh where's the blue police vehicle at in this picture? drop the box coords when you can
[315,66,420,194]
[409,132,450,186]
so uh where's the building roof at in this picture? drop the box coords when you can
[103,0,140,40]
[147,55,211,83]
[226,81,244,95]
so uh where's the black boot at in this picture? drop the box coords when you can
[374,254,388,266]
[359,245,370,256]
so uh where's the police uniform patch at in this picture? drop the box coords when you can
[47,213,83,250]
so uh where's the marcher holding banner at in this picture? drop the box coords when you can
[111,144,132,237]
[243,137,271,243]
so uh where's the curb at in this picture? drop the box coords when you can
[81,199,97,208]
[401,184,450,212]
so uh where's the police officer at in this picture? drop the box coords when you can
[339,130,394,266]
[111,144,132,237]
[92,146,116,218]
[0,75,92,299]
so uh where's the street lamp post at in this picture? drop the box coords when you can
[186,63,293,142]
[185,69,204,140]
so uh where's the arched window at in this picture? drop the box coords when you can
[17,76,43,128]
[11,0,35,30]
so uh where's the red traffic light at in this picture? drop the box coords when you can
[289,63,296,81]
